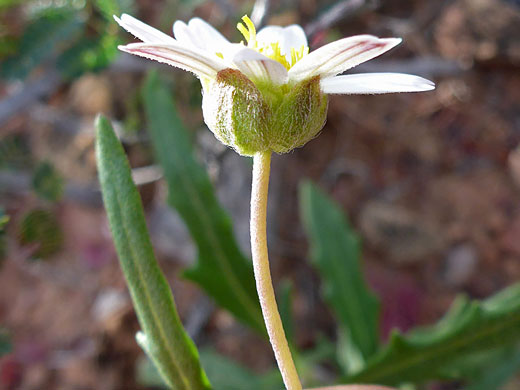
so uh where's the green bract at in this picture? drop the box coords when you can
[202,69,328,156]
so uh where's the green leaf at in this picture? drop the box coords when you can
[32,161,64,202]
[296,335,338,387]
[1,7,84,80]
[18,209,63,259]
[279,280,295,346]
[200,350,283,390]
[441,346,514,380]
[142,71,265,335]
[55,0,128,78]
[57,33,120,79]
[348,283,520,386]
[299,181,380,364]
[95,115,210,390]
[465,348,520,390]
[138,349,284,390]
[0,133,32,169]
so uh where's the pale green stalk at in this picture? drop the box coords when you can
[250,151,302,390]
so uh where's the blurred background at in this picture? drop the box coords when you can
[1,0,520,389]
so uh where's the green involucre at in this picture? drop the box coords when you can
[202,69,328,156]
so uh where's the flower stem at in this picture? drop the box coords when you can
[250,151,302,390]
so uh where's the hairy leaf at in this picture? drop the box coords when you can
[142,71,265,334]
[299,181,380,363]
[95,115,210,390]
[348,283,520,386]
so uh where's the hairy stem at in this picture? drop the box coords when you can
[250,151,302,390]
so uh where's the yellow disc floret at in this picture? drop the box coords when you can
[237,15,308,71]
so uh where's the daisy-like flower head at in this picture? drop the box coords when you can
[115,14,435,156]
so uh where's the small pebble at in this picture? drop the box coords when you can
[443,244,478,287]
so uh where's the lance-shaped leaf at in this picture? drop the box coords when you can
[95,115,210,390]
[348,282,520,386]
[142,71,265,334]
[299,181,380,363]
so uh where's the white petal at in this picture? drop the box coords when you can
[172,21,196,45]
[230,46,288,84]
[288,35,402,82]
[189,18,230,46]
[256,24,308,62]
[321,73,435,94]
[173,17,231,55]
[114,14,176,43]
[118,42,227,78]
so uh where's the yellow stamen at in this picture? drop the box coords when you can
[269,42,291,70]
[237,15,257,48]
[236,15,309,70]
[237,23,250,42]
[290,45,309,67]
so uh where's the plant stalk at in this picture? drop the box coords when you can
[250,150,302,390]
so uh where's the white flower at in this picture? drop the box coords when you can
[115,14,434,94]
[114,14,435,155]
